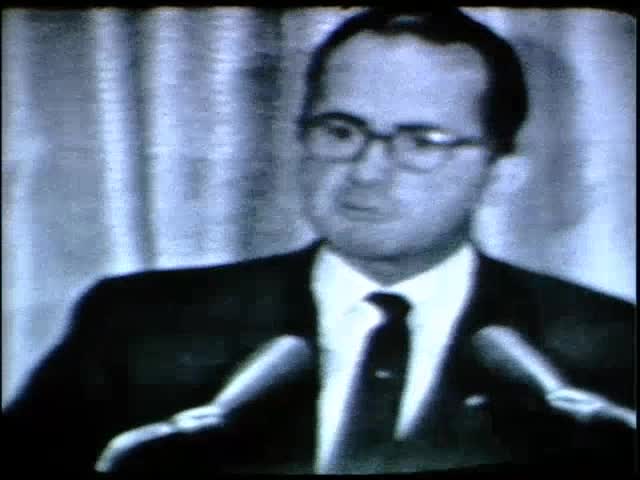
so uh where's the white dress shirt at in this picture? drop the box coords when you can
[311,244,478,473]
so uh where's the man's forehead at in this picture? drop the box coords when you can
[315,32,489,134]
[324,32,488,85]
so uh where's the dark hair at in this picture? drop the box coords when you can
[302,8,528,156]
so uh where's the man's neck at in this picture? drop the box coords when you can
[332,236,472,286]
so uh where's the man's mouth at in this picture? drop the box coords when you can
[338,199,386,221]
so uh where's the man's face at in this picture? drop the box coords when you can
[301,32,495,265]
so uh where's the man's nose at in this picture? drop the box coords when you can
[349,138,393,184]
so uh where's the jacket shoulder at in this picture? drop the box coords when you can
[81,245,316,308]
[65,244,319,341]
[480,253,635,313]
[480,253,635,404]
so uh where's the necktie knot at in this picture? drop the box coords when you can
[365,293,411,348]
[365,292,411,323]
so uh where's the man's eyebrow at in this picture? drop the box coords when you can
[395,122,444,131]
[310,112,444,129]
[305,112,476,139]
[308,111,369,126]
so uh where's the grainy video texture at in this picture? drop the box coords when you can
[3,7,636,475]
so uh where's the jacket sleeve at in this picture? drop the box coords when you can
[4,279,120,476]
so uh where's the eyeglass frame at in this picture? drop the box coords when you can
[298,112,491,173]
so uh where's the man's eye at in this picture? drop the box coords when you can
[408,130,456,148]
[324,123,357,140]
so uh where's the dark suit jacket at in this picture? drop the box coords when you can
[4,242,636,475]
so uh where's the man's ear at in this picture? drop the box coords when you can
[481,153,531,206]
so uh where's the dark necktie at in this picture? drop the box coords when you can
[333,292,411,472]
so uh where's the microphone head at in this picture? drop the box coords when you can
[211,335,315,416]
[472,325,567,397]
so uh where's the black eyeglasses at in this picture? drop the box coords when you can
[299,112,487,172]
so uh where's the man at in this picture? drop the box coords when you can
[5,8,636,475]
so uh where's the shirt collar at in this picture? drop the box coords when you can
[311,243,478,335]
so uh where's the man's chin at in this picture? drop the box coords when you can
[325,236,418,262]
[323,230,469,264]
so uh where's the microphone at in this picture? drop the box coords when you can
[471,325,568,397]
[472,325,636,429]
[95,335,314,472]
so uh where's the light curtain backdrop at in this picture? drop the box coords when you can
[2,7,636,407]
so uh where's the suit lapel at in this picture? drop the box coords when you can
[378,253,542,470]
